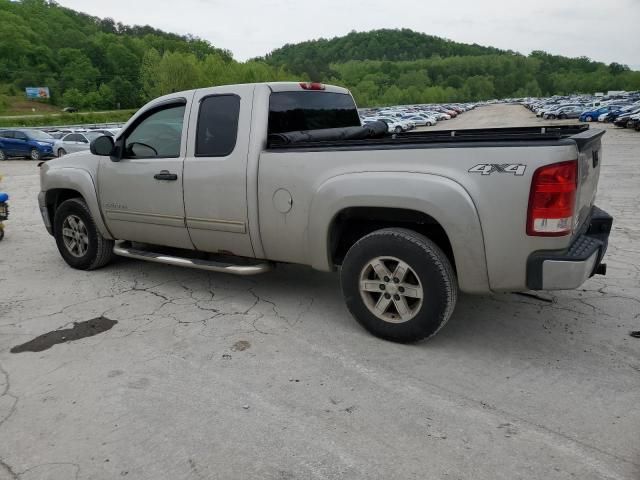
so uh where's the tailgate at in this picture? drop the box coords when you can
[571,128,606,234]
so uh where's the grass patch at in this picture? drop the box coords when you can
[0,110,136,128]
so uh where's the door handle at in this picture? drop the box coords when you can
[154,170,178,181]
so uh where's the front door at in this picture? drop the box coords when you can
[182,86,255,257]
[98,99,193,249]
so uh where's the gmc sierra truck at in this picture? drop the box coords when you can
[38,82,613,343]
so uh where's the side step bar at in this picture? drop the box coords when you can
[113,242,273,276]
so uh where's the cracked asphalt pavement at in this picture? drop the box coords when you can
[0,106,639,479]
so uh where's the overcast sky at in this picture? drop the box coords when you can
[57,0,640,69]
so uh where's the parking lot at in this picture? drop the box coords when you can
[0,105,638,479]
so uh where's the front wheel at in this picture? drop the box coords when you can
[394,126,402,134]
[340,228,458,343]
[585,116,593,122]
[0,149,6,161]
[54,198,115,270]
[30,148,40,161]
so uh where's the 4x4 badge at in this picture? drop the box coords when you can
[468,164,526,176]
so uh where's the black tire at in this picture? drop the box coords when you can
[0,228,4,241]
[340,228,458,343]
[0,150,6,161]
[30,148,40,161]
[53,198,115,270]
[57,148,66,157]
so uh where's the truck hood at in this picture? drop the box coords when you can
[44,151,100,171]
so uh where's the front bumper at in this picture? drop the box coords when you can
[526,206,612,290]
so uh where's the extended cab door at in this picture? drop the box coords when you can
[182,85,255,257]
[97,98,193,249]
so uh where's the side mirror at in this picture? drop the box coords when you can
[90,135,115,157]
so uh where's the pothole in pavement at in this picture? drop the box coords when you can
[10,317,118,353]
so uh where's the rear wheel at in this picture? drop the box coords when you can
[585,116,593,122]
[394,126,402,134]
[340,228,458,343]
[30,148,40,161]
[57,148,66,157]
[0,150,6,161]
[54,198,114,270]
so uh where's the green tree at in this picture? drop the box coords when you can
[62,88,83,108]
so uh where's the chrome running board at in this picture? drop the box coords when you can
[113,242,272,276]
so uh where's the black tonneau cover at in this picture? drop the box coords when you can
[267,123,598,150]
[268,121,388,146]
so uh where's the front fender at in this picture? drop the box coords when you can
[308,172,490,294]
[41,166,113,240]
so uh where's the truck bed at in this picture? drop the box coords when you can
[267,124,602,150]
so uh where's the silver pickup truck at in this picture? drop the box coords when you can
[38,82,613,342]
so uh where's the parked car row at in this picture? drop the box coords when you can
[521,92,640,132]
[0,126,122,160]
[358,103,476,133]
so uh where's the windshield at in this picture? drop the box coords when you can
[25,130,53,140]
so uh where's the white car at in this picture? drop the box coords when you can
[53,131,104,157]
[403,115,437,127]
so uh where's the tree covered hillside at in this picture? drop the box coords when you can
[0,0,289,110]
[1,1,639,111]
[262,29,640,105]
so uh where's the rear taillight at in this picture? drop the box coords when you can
[527,160,578,236]
[299,82,325,90]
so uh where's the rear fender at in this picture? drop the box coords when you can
[308,172,490,294]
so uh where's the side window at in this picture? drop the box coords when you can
[195,95,240,157]
[124,104,186,159]
[14,131,27,140]
[66,134,82,142]
[0,131,14,139]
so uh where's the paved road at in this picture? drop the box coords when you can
[0,106,638,480]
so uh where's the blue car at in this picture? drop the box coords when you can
[0,129,55,161]
[579,106,614,123]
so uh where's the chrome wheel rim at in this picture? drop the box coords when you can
[62,215,89,258]
[0,150,5,160]
[359,256,423,324]
[31,149,40,160]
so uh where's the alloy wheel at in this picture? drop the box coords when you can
[62,214,89,258]
[359,256,424,324]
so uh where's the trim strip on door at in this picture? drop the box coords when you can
[104,209,185,228]
[186,217,246,234]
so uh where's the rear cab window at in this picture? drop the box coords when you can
[268,91,361,134]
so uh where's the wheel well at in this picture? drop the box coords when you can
[45,189,83,223]
[329,207,455,270]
